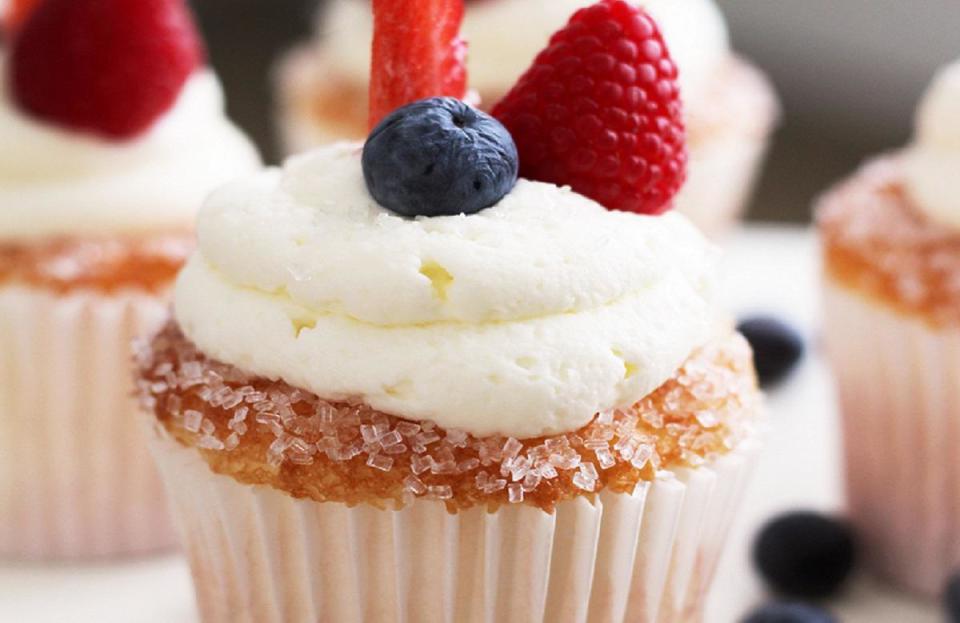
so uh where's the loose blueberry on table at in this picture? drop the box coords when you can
[362,97,519,217]
[742,602,836,623]
[753,511,857,600]
[945,570,960,622]
[737,316,805,388]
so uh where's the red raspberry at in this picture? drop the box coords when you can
[492,0,686,215]
[9,0,204,140]
[369,0,467,130]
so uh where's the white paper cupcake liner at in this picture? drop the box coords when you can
[150,429,760,623]
[824,281,960,596]
[0,285,176,559]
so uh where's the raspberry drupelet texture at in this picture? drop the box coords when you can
[492,0,687,215]
[137,322,760,513]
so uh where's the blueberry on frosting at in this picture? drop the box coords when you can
[362,97,518,217]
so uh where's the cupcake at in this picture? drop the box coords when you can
[0,0,260,559]
[142,3,762,620]
[276,0,779,235]
[818,60,960,595]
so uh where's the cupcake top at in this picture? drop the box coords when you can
[904,59,960,231]
[0,66,260,242]
[175,143,722,438]
[178,1,726,440]
[317,0,730,103]
[145,2,760,511]
[0,0,260,243]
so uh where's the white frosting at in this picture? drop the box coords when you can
[175,143,721,438]
[318,0,729,103]
[0,67,261,242]
[904,60,960,230]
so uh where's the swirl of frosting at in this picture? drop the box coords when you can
[904,59,960,230]
[175,143,722,438]
[0,66,261,242]
[318,0,729,103]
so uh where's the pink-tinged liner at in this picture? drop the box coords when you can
[824,280,960,596]
[0,286,176,559]
[150,428,760,623]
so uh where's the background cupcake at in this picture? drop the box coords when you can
[0,0,260,559]
[818,60,960,596]
[276,0,779,236]
[141,2,764,620]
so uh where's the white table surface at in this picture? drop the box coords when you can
[0,225,943,622]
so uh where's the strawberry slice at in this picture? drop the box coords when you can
[2,0,42,35]
[369,0,467,130]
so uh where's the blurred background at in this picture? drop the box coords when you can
[189,0,960,223]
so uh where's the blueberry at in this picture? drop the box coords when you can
[753,511,856,599]
[742,602,836,623]
[362,97,519,218]
[737,316,804,387]
[945,570,960,622]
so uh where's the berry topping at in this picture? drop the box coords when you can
[737,317,805,388]
[363,97,518,218]
[2,0,41,34]
[742,602,836,623]
[492,0,686,215]
[9,0,204,139]
[945,570,960,622]
[369,0,467,130]
[753,511,857,599]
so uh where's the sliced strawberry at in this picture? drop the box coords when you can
[369,0,467,130]
[9,0,204,140]
[492,0,687,215]
[2,0,42,35]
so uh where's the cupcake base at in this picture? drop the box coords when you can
[0,286,176,559]
[151,429,760,623]
[824,280,960,596]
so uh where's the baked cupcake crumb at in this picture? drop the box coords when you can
[0,233,193,293]
[137,322,760,512]
[818,157,960,327]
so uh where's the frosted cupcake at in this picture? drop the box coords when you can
[0,0,260,559]
[142,146,762,623]
[142,2,763,620]
[818,60,960,595]
[276,0,779,235]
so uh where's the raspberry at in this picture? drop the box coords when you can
[369,0,467,130]
[2,0,41,35]
[492,0,686,215]
[9,0,204,140]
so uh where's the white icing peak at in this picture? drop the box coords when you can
[0,66,261,241]
[318,0,729,102]
[175,143,722,438]
[904,59,960,230]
